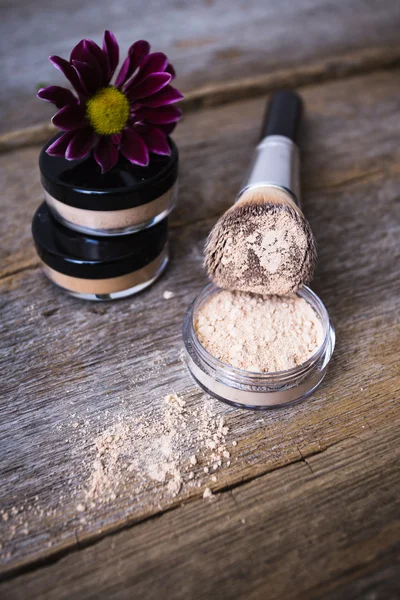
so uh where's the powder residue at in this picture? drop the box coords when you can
[1,391,236,564]
[194,290,324,372]
[221,212,305,290]
[83,393,233,504]
[205,199,317,296]
[163,290,175,300]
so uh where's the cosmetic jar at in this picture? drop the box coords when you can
[182,284,335,409]
[39,135,178,236]
[32,203,168,301]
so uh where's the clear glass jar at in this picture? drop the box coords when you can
[183,284,335,409]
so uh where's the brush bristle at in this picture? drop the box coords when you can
[239,187,297,208]
[204,189,317,296]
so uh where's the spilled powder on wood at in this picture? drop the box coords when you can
[203,487,213,499]
[83,393,233,503]
[163,290,175,300]
[0,391,237,564]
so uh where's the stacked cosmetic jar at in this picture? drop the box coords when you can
[32,134,178,300]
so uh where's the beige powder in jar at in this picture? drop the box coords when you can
[45,185,176,232]
[194,290,324,372]
[41,251,165,295]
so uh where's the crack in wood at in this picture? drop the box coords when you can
[297,447,315,475]
[0,263,40,282]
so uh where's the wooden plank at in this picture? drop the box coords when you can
[1,420,399,599]
[1,69,400,576]
[1,0,400,133]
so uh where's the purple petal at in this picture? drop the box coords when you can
[70,40,86,63]
[49,55,87,97]
[157,122,177,135]
[65,128,96,160]
[46,132,76,157]
[126,73,171,100]
[121,128,149,166]
[72,60,102,95]
[115,40,150,88]
[52,104,87,131]
[84,40,108,68]
[114,56,131,89]
[136,125,170,155]
[135,105,182,125]
[126,52,168,89]
[110,133,122,146]
[71,40,106,70]
[37,86,78,108]
[103,30,119,79]
[70,40,108,87]
[137,85,183,107]
[165,63,176,80]
[85,40,109,85]
[143,52,169,74]
[94,137,119,173]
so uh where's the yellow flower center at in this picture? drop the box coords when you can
[86,87,130,135]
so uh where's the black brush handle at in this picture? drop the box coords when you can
[260,90,303,144]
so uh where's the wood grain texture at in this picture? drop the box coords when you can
[1,0,400,133]
[2,422,399,600]
[1,69,400,590]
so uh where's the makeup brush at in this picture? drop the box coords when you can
[204,90,317,296]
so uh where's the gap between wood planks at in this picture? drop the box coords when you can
[0,432,360,583]
[0,43,400,155]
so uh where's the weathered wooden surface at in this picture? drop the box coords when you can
[2,422,399,600]
[1,0,400,133]
[1,67,400,598]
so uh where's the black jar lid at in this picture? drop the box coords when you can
[32,203,168,279]
[39,135,178,211]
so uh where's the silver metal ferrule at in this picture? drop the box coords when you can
[238,134,301,207]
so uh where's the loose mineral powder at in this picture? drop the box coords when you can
[183,284,335,409]
[194,290,324,372]
[42,252,166,297]
[45,186,176,235]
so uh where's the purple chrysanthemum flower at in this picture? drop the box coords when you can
[38,31,183,173]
